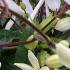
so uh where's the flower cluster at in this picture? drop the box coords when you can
[14,50,50,70]
[0,1,70,70]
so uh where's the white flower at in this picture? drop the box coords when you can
[22,0,33,15]
[55,17,70,31]
[55,40,70,68]
[14,50,50,70]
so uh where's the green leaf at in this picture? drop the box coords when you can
[15,46,29,64]
[0,47,17,70]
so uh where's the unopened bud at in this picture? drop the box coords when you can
[20,2,26,10]
[37,51,49,66]
[46,54,62,68]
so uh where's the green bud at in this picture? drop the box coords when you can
[37,51,49,67]
[20,2,26,10]
[46,54,62,68]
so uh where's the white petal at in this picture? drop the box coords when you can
[28,0,44,20]
[14,63,33,70]
[45,0,61,11]
[28,50,40,70]
[45,0,50,17]
[0,62,1,68]
[4,0,25,15]
[56,43,70,68]
[55,17,70,31]
[40,66,50,70]
[64,0,70,5]
[5,15,16,30]
[22,0,33,15]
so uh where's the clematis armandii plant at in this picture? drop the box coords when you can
[14,50,50,70]
[0,41,70,69]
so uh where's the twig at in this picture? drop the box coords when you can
[0,38,35,47]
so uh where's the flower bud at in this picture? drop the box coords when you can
[46,54,62,68]
[37,51,49,67]
[20,2,26,10]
